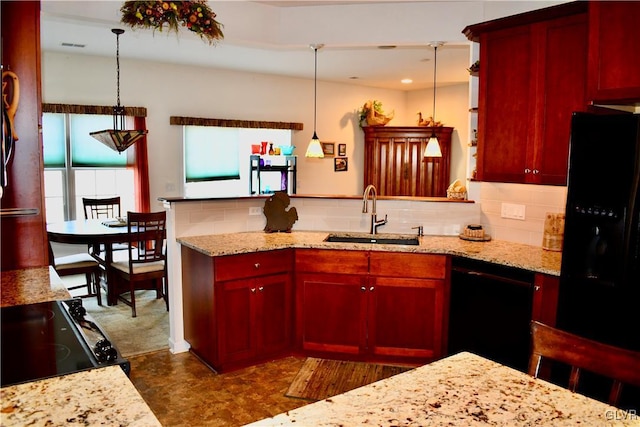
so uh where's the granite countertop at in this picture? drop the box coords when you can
[0,266,71,307]
[178,231,562,276]
[246,352,638,426]
[0,366,161,426]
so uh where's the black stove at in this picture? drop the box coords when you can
[1,299,130,387]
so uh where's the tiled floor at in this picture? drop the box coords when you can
[128,350,310,426]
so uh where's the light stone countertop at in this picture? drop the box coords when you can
[0,366,161,426]
[246,352,639,427]
[0,266,71,307]
[178,231,562,276]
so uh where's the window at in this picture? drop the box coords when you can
[42,113,136,222]
[183,126,292,198]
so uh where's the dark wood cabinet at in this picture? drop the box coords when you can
[181,247,293,372]
[363,126,452,197]
[1,1,48,269]
[531,273,559,327]
[587,1,640,104]
[295,249,449,364]
[464,2,588,186]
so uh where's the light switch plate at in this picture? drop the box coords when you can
[501,203,526,220]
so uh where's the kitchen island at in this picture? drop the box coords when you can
[0,267,161,427]
[246,352,638,426]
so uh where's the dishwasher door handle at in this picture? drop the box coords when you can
[452,266,533,289]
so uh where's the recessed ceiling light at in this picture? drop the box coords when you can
[401,78,413,84]
[378,45,397,50]
[349,76,359,80]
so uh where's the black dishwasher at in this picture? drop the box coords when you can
[448,257,535,372]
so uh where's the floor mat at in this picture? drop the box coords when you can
[285,357,412,401]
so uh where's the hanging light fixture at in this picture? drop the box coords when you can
[424,42,443,158]
[305,44,325,158]
[90,29,147,153]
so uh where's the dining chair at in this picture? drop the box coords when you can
[108,211,168,317]
[48,240,102,305]
[82,196,128,263]
[82,196,121,220]
[528,320,640,407]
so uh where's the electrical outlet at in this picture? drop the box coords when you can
[249,207,262,216]
[501,203,526,220]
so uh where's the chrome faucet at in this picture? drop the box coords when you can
[362,184,387,234]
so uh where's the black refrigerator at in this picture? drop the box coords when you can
[558,111,640,408]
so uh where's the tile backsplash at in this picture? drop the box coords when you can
[169,183,566,248]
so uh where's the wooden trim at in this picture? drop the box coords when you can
[42,103,147,117]
[170,116,304,130]
[462,1,587,42]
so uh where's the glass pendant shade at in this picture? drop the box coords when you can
[424,42,443,158]
[306,132,324,157]
[91,29,147,153]
[306,44,324,158]
[424,133,442,157]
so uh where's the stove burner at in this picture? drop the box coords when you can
[33,343,72,363]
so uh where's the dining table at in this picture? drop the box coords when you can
[47,218,130,306]
[246,351,639,426]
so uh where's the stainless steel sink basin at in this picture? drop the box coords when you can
[324,233,420,246]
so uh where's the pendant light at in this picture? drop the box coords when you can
[90,29,147,153]
[305,44,325,158]
[424,42,443,158]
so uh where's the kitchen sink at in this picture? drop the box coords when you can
[324,233,420,246]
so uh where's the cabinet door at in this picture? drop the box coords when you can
[587,1,640,103]
[533,13,588,185]
[531,274,559,327]
[218,277,257,364]
[297,273,367,356]
[256,272,292,356]
[477,25,535,183]
[368,277,446,361]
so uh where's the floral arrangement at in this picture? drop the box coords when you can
[120,1,224,44]
[358,100,394,127]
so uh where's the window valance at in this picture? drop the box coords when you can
[42,103,147,117]
[170,116,303,130]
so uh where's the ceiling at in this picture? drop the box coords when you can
[39,1,473,91]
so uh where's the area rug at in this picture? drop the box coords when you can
[68,279,170,358]
[286,357,413,401]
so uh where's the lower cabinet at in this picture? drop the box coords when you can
[217,272,292,366]
[295,249,449,364]
[181,247,293,372]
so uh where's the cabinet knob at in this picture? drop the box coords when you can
[254,263,260,269]
[369,286,375,292]
[534,285,540,291]
[524,168,532,174]
[259,286,264,292]
[533,169,540,174]
[251,288,256,293]
[361,286,366,292]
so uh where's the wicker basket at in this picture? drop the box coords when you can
[447,190,467,200]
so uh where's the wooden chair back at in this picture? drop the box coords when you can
[83,196,121,219]
[126,211,167,269]
[529,320,640,407]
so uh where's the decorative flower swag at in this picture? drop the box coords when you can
[120,1,223,44]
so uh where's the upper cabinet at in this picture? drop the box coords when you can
[463,2,589,186]
[363,126,452,197]
[586,1,640,104]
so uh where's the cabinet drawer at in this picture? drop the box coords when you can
[295,249,369,275]
[369,252,447,279]
[214,249,293,281]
